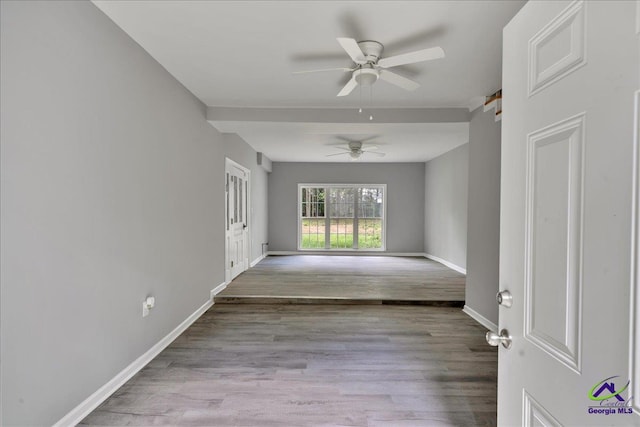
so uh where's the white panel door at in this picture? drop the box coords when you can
[225,159,249,282]
[499,1,639,425]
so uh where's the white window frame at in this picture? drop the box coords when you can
[297,183,387,252]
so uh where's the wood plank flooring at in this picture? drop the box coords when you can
[216,256,465,304]
[80,304,497,426]
[81,256,495,426]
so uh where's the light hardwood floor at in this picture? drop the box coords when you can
[216,255,465,304]
[81,256,496,426]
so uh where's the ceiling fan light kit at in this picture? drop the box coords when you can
[354,66,379,86]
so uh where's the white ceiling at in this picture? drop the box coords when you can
[213,119,469,162]
[93,1,525,162]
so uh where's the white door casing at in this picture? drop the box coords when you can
[499,1,639,426]
[225,158,250,282]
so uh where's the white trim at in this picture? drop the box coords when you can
[210,281,227,301]
[267,251,425,257]
[463,305,498,332]
[53,298,213,427]
[250,253,267,267]
[423,253,467,275]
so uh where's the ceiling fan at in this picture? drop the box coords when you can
[294,37,445,97]
[326,139,386,161]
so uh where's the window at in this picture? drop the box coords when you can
[299,184,386,250]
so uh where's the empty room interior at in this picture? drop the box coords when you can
[2,1,639,426]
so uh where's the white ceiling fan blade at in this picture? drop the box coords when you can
[363,151,386,157]
[362,145,379,151]
[326,152,349,157]
[337,77,358,97]
[378,70,420,91]
[378,46,445,68]
[292,67,354,74]
[329,146,352,152]
[335,135,379,144]
[337,38,367,64]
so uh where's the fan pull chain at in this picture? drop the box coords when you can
[369,85,373,121]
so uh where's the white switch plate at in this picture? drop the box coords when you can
[142,301,150,317]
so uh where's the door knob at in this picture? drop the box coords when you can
[486,329,512,349]
[496,290,513,308]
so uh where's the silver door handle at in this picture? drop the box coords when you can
[486,329,512,349]
[496,290,513,308]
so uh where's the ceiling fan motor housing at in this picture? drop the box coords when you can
[348,141,364,157]
[357,40,384,62]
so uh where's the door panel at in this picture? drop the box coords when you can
[528,1,585,96]
[499,1,639,425]
[634,88,640,416]
[524,391,562,427]
[225,160,249,281]
[525,114,584,373]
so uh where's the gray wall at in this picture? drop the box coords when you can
[1,1,226,425]
[424,144,469,269]
[223,134,269,263]
[268,162,425,253]
[465,108,501,325]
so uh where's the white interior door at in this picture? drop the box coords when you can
[225,159,250,282]
[498,1,639,425]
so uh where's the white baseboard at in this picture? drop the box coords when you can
[53,298,214,427]
[210,281,227,300]
[423,253,467,275]
[463,305,498,332]
[267,251,426,257]
[250,254,267,267]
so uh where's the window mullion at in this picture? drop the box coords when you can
[324,187,330,250]
[353,188,359,249]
